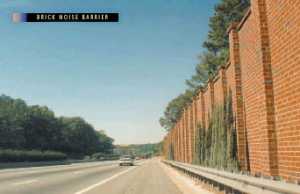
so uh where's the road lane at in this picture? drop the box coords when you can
[0,161,118,182]
[85,160,182,194]
[0,160,183,194]
[0,161,123,194]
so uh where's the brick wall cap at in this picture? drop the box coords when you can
[212,75,220,83]
[226,22,239,34]
[220,64,226,70]
[192,95,199,101]
[224,61,231,69]
[193,88,201,97]
[202,84,208,92]
[237,8,251,31]
[208,76,214,82]
[215,64,226,76]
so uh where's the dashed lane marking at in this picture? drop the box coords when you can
[74,166,138,194]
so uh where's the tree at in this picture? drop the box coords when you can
[23,105,61,151]
[0,94,114,157]
[186,0,250,89]
[114,143,161,158]
[95,130,114,154]
[59,117,100,155]
[160,0,250,131]
[159,90,194,131]
[0,95,27,149]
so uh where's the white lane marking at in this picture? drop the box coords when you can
[73,164,117,175]
[0,161,118,175]
[12,179,38,186]
[74,166,137,194]
[74,171,85,174]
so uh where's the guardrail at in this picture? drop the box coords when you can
[163,160,300,194]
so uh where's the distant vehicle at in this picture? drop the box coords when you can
[119,155,134,166]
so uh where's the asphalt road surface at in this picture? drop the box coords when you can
[0,159,182,194]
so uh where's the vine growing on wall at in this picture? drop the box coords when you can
[194,93,239,171]
[168,144,174,160]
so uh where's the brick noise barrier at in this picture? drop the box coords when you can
[163,0,300,182]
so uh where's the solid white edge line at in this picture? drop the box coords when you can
[74,166,137,194]
[12,179,38,186]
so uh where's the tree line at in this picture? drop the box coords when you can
[160,0,250,131]
[114,143,162,158]
[0,95,114,157]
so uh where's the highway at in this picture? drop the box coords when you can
[0,159,183,194]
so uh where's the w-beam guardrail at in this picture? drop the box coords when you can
[163,160,300,194]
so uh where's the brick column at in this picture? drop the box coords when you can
[251,0,278,176]
[183,109,187,163]
[220,66,228,105]
[185,107,190,163]
[209,79,215,111]
[177,123,180,161]
[192,98,197,163]
[176,124,180,161]
[227,23,248,171]
[185,105,190,163]
[200,89,206,129]
[188,105,192,163]
[164,135,169,159]
[183,114,185,163]
[176,124,179,161]
[171,128,174,160]
[193,96,198,128]
[172,128,175,160]
[174,128,176,160]
[181,116,185,162]
[180,116,184,162]
[189,103,195,163]
[177,117,181,161]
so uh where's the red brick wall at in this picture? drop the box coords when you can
[163,0,300,181]
[191,101,196,162]
[186,106,192,163]
[225,62,236,112]
[177,123,180,161]
[197,91,205,128]
[238,10,268,175]
[213,76,224,106]
[203,84,213,127]
[183,109,187,163]
[182,116,185,162]
[265,0,300,181]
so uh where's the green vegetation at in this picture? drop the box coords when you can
[159,0,250,131]
[114,143,162,158]
[159,90,194,131]
[194,95,239,171]
[0,94,114,162]
[167,144,174,161]
[91,152,120,161]
[0,149,66,162]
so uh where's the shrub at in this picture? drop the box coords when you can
[0,149,67,162]
[92,152,119,160]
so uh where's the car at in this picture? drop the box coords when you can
[119,155,134,166]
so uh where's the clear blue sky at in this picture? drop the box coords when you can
[0,0,218,144]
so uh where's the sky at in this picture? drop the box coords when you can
[0,0,219,144]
